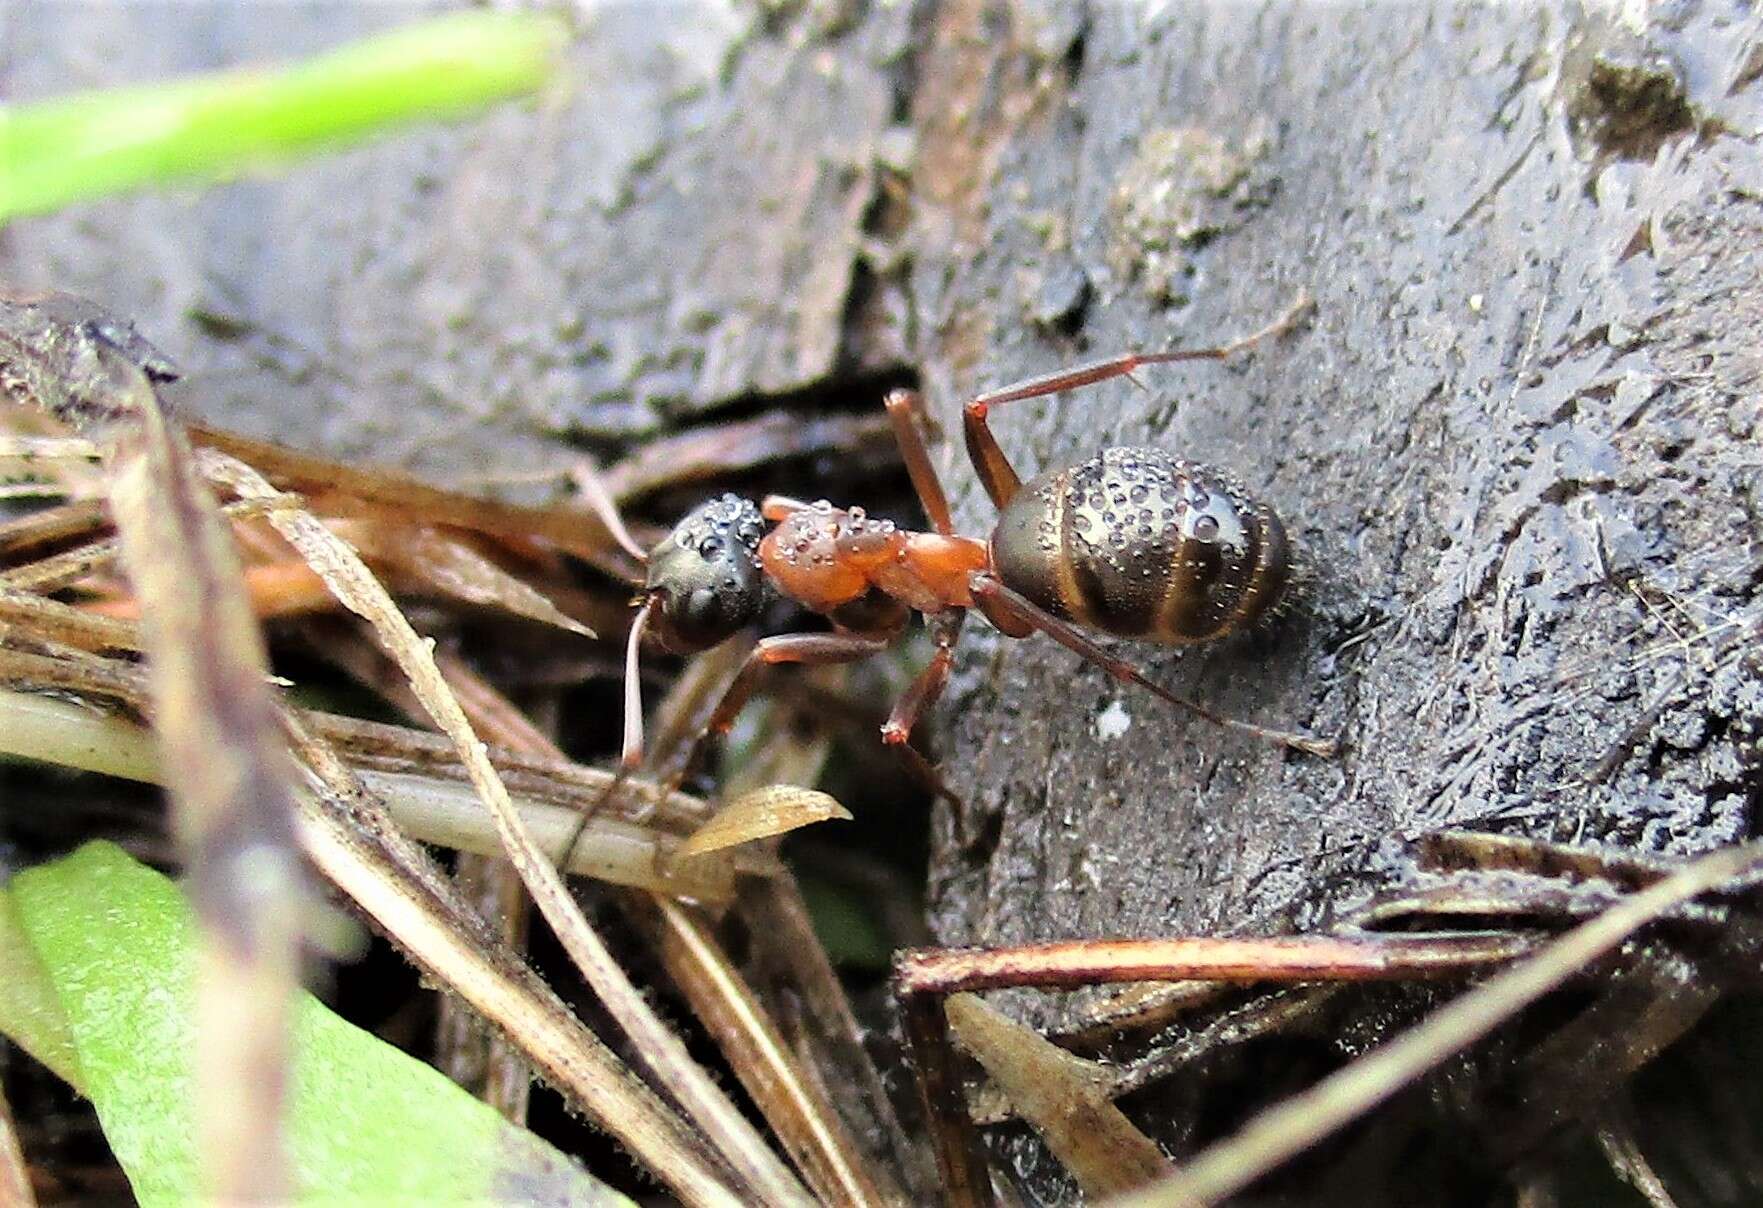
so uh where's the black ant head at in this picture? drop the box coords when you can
[641,493,767,652]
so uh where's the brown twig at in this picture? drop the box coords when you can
[1121,839,1763,1206]
[428,653,539,1123]
[426,649,879,1205]
[279,712,746,1206]
[946,992,1174,1197]
[187,422,640,581]
[653,897,899,1207]
[895,932,1537,1208]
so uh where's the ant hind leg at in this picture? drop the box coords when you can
[969,572,1338,757]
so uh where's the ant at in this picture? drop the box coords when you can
[607,296,1338,817]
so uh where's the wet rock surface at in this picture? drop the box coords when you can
[0,0,913,474]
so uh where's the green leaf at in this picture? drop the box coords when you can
[0,10,568,222]
[795,871,895,972]
[0,841,626,1206]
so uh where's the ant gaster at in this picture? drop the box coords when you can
[614,298,1337,812]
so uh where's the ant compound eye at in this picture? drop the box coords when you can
[644,495,767,652]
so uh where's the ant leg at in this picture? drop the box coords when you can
[883,389,955,536]
[894,927,1528,1207]
[667,631,894,796]
[961,293,1313,509]
[969,572,1339,757]
[880,609,966,811]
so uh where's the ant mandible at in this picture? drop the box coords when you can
[612,296,1337,811]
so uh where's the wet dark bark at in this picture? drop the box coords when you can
[898,2,1763,1200]
[6,0,1763,1202]
[910,0,1762,1009]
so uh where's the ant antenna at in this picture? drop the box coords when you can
[554,595,653,874]
[570,458,648,564]
[621,598,652,769]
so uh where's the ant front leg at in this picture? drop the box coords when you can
[668,614,971,823]
[668,631,894,796]
[961,294,1313,509]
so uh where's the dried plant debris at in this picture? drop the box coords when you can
[648,895,903,1205]
[0,289,871,1203]
[945,992,1175,1198]
[891,830,1763,1207]
[2,287,302,1200]
[676,784,853,861]
[0,1076,30,1208]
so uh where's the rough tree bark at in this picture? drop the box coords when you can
[902,2,1755,1199]
[900,1,1763,1199]
[7,0,1762,1201]
[914,0,1761,993]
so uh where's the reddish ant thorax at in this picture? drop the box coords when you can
[758,500,988,617]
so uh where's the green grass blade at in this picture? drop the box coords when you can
[0,10,568,222]
[0,841,628,1206]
